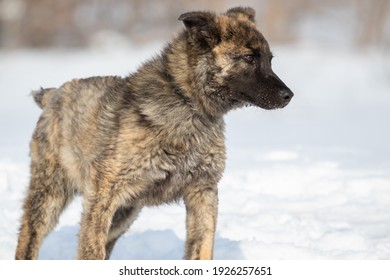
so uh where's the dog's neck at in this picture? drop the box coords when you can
[163,33,227,119]
[166,72,191,104]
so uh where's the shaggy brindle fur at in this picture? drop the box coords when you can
[15,7,293,260]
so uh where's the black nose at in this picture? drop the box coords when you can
[279,89,294,101]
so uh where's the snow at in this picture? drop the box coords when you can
[1,44,390,259]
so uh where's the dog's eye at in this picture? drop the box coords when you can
[243,54,255,64]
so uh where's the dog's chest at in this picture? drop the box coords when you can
[131,124,226,205]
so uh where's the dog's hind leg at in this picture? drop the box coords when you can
[15,162,74,260]
[183,185,218,260]
[77,184,123,260]
[104,206,141,259]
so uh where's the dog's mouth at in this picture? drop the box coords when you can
[233,91,292,110]
[211,86,293,110]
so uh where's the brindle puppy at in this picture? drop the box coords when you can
[16,7,293,260]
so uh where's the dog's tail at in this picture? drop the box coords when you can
[31,87,56,109]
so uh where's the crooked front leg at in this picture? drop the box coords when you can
[183,185,218,260]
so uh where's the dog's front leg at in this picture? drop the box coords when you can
[183,185,218,260]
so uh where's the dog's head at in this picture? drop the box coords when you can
[179,7,293,111]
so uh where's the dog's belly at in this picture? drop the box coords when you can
[58,133,222,207]
[136,171,190,206]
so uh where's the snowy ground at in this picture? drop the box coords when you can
[1,43,390,259]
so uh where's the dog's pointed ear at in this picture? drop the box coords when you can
[178,12,211,29]
[226,7,256,22]
[178,11,220,49]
